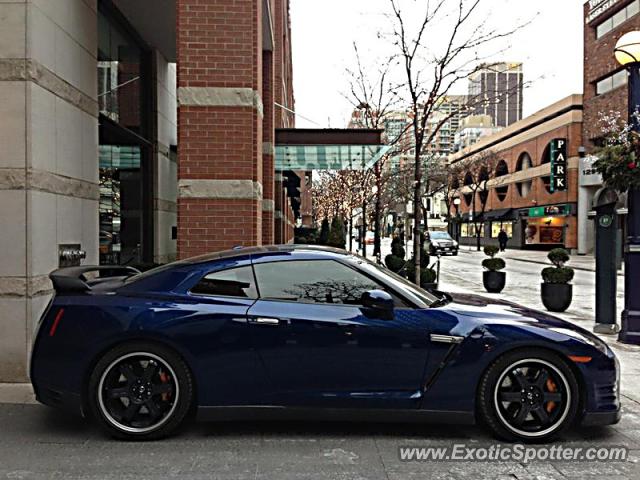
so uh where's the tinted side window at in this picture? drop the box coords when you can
[253,260,381,305]
[190,266,257,298]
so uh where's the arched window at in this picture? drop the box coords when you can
[515,152,533,198]
[495,160,509,202]
[463,172,473,206]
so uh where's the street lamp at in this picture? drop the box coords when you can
[615,31,640,345]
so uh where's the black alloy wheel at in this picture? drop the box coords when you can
[478,349,579,442]
[88,342,193,440]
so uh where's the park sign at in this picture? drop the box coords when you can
[550,138,567,193]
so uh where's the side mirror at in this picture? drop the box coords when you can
[361,290,394,319]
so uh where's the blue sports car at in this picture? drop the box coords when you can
[31,245,620,441]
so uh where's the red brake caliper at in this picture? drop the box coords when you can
[159,371,171,402]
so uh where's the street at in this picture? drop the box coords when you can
[0,402,639,479]
[2,241,640,479]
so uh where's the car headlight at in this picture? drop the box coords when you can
[551,328,609,354]
[452,240,459,247]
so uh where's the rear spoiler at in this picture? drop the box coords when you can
[49,266,141,294]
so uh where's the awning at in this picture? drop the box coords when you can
[275,128,389,171]
[483,208,515,221]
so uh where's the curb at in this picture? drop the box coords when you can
[0,383,37,405]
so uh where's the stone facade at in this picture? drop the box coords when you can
[0,0,99,382]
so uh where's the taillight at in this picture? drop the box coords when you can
[49,308,65,337]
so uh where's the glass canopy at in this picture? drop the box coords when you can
[274,144,391,171]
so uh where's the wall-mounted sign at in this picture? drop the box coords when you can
[528,204,571,218]
[579,155,603,187]
[550,138,567,193]
[587,0,621,23]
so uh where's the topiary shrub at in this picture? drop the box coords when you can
[482,258,506,271]
[405,253,431,280]
[484,245,500,258]
[318,218,330,245]
[421,268,437,286]
[547,248,570,267]
[541,248,573,284]
[541,267,575,284]
[390,236,406,258]
[327,217,346,249]
[384,254,405,273]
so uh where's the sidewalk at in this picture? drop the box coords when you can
[459,245,624,274]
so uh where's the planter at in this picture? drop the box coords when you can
[541,283,573,312]
[483,271,506,293]
[422,282,438,291]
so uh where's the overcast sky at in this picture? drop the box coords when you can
[290,0,585,128]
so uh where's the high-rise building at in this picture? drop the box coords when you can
[468,62,524,128]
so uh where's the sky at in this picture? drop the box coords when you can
[290,0,585,128]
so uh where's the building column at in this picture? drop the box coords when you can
[176,0,263,258]
[0,0,99,381]
[578,185,595,255]
[262,50,275,244]
[153,51,178,264]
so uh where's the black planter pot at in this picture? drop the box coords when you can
[541,283,573,312]
[483,271,506,293]
[422,282,438,291]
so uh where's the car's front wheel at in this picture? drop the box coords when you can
[87,342,194,440]
[478,349,579,442]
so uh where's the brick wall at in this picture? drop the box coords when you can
[454,120,582,249]
[583,0,640,147]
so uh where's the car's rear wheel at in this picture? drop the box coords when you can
[478,349,579,442]
[87,342,193,440]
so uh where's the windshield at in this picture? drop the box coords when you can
[429,232,452,240]
[349,255,438,309]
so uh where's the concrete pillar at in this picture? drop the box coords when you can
[153,51,178,264]
[0,0,99,381]
[578,185,596,255]
[176,0,263,258]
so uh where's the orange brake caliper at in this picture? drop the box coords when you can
[546,378,557,413]
[159,371,171,402]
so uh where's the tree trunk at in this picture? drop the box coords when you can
[373,166,382,261]
[413,177,421,286]
[348,216,353,252]
[476,224,482,251]
[362,199,367,258]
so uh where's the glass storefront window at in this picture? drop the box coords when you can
[491,222,513,238]
[99,145,142,265]
[524,217,566,245]
[461,223,478,237]
[98,10,144,133]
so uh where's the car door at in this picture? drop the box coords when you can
[247,257,431,409]
[178,263,263,406]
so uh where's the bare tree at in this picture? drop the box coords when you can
[457,149,500,251]
[388,0,525,284]
[345,43,411,259]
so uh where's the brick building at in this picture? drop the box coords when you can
[0,0,298,382]
[581,0,639,255]
[449,95,583,250]
[583,0,640,147]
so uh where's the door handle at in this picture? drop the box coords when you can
[251,317,282,326]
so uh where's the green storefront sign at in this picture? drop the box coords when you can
[528,205,570,218]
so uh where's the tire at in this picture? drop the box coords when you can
[478,349,579,443]
[87,342,194,440]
